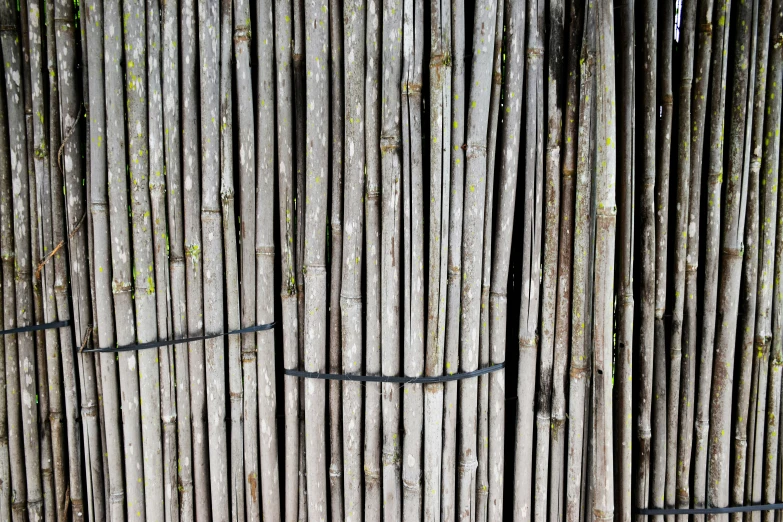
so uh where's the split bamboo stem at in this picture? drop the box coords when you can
[363,0,382,516]
[84,0,125,519]
[549,0,582,518]
[341,0,366,519]
[273,1,300,520]
[303,0,330,519]
[424,0,451,518]
[161,0,195,517]
[402,0,425,518]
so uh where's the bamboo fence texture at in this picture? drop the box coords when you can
[0,0,779,521]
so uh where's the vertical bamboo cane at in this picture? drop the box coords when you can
[535,0,564,517]
[0,159,8,522]
[84,0,126,518]
[218,2,245,521]
[303,0,330,519]
[273,2,300,520]
[363,0,382,516]
[706,0,754,515]
[0,1,44,518]
[549,1,582,519]
[487,1,527,519]
[402,0,425,517]
[380,0,403,516]
[513,0,543,517]
[161,0,195,517]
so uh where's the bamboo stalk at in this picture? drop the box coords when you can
[84,0,126,519]
[181,0,209,516]
[424,0,451,517]
[104,0,147,518]
[706,0,754,514]
[273,1,300,520]
[161,0,195,517]
[218,2,245,521]
[566,4,596,520]
[0,162,8,522]
[549,0,581,519]
[341,0,365,519]
[513,0,543,517]
[732,0,766,516]
[476,2,503,519]
[0,1,44,518]
[254,2,281,520]
[442,0,466,516]
[669,0,696,518]
[363,0,382,516]
[402,0,425,518]
[0,57,27,522]
[534,0,564,517]
[487,1,528,520]
[380,0,402,516]
[303,0,330,518]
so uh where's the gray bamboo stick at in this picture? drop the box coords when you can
[380,0,402,516]
[732,0,767,515]
[218,2,245,521]
[123,2,165,518]
[487,0,527,519]
[0,175,8,522]
[476,2,503,519]
[402,0,425,518]
[0,59,27,522]
[84,0,126,519]
[104,0,146,518]
[181,0,209,516]
[341,0,366,519]
[549,1,581,518]
[161,0,195,517]
[441,0,466,516]
[254,2,281,520]
[233,0,258,518]
[706,0,754,514]
[535,0,564,517]
[669,0,696,518]
[514,0,544,517]
[303,0,330,519]
[566,5,596,520]
[273,2,300,520]
[363,0,382,516]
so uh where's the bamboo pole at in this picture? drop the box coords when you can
[233,0,258,518]
[218,2,245,521]
[613,0,634,518]
[104,0,147,518]
[566,4,596,520]
[341,0,366,519]
[161,0,195,517]
[706,0,754,514]
[363,0,382,516]
[424,0,451,518]
[669,0,696,518]
[181,0,209,517]
[549,1,581,519]
[303,0,330,518]
[84,0,126,519]
[380,0,402,516]
[513,0,543,517]
[442,0,466,516]
[254,2,281,520]
[0,58,27,522]
[0,1,44,518]
[732,0,767,514]
[0,171,8,522]
[402,0,425,518]
[273,1,300,520]
[476,2,503,519]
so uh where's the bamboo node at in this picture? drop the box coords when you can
[458,456,478,473]
[256,245,275,257]
[465,144,487,160]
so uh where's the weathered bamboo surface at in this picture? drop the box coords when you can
[0,0,779,521]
